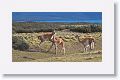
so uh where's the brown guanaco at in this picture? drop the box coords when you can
[38,30,65,55]
[75,35,95,52]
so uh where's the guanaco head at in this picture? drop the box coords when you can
[52,29,56,35]
[75,35,84,42]
[38,35,42,41]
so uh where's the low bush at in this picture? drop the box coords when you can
[13,22,102,33]
[70,25,102,33]
[12,36,29,51]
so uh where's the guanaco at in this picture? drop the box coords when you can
[75,35,95,52]
[38,30,56,45]
[48,36,65,55]
[38,30,65,54]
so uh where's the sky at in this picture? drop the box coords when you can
[12,12,102,23]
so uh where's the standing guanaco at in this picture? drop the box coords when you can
[38,30,56,45]
[75,35,95,52]
[38,30,65,55]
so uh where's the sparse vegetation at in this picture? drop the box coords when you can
[12,22,102,33]
[12,22,102,62]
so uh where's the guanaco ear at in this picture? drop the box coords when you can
[52,29,56,34]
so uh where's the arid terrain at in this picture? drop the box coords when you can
[12,30,102,62]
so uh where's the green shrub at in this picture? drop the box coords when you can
[70,25,102,33]
[12,36,29,51]
[18,42,29,51]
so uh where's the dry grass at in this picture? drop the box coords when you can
[12,50,102,62]
[12,32,102,62]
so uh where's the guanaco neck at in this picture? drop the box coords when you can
[77,36,81,43]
